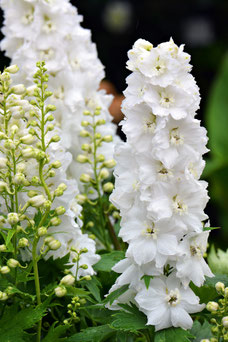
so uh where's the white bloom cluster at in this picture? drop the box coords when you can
[0,0,118,184]
[109,38,213,331]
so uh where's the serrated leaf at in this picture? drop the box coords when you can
[65,324,114,342]
[42,323,68,342]
[110,305,147,333]
[94,251,125,272]
[190,321,212,342]
[84,276,101,302]
[154,327,194,342]
[104,284,129,305]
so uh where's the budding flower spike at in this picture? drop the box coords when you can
[107,38,213,331]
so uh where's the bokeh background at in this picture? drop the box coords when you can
[0,0,228,248]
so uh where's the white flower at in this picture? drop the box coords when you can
[135,274,204,331]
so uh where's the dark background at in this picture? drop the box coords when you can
[0,0,228,247]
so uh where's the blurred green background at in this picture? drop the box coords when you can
[0,0,228,247]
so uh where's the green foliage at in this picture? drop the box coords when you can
[110,303,148,333]
[104,284,129,305]
[65,324,114,342]
[42,324,68,342]
[190,321,212,342]
[0,301,48,342]
[207,245,228,275]
[94,251,125,272]
[154,327,194,342]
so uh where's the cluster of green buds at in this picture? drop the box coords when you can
[77,106,116,197]
[202,281,228,341]
[64,295,86,325]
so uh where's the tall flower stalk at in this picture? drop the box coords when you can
[108,38,213,331]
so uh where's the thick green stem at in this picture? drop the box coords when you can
[32,236,42,342]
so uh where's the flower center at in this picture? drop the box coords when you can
[154,59,166,75]
[21,9,34,25]
[165,288,180,306]
[157,162,172,180]
[42,16,56,33]
[190,244,204,258]
[170,127,184,146]
[143,222,158,239]
[70,58,80,70]
[173,195,188,215]
[143,113,156,133]
[40,48,55,60]
[53,86,64,100]
[160,91,175,108]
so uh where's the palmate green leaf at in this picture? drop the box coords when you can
[0,300,48,342]
[190,321,212,342]
[103,284,129,305]
[154,327,195,342]
[65,324,114,342]
[42,323,68,342]
[94,251,125,272]
[110,303,147,333]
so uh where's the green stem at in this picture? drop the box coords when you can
[32,236,42,342]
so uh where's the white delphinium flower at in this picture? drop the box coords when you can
[0,0,119,186]
[108,38,213,331]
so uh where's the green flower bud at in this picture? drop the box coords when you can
[21,147,37,158]
[0,245,7,252]
[55,286,67,297]
[81,144,91,152]
[52,160,61,169]
[54,183,67,197]
[97,154,105,162]
[27,190,38,198]
[80,174,91,183]
[48,239,61,250]
[48,170,55,177]
[222,317,228,329]
[94,132,101,139]
[38,227,47,237]
[112,211,121,219]
[50,217,61,226]
[44,200,52,209]
[81,121,90,127]
[206,301,219,312]
[103,135,113,142]
[96,119,105,125]
[18,238,29,248]
[5,65,19,74]
[80,264,88,270]
[26,85,37,96]
[7,212,20,225]
[50,135,60,143]
[46,114,54,121]
[31,176,40,185]
[7,258,19,268]
[46,124,54,131]
[76,194,87,204]
[55,206,66,216]
[103,182,114,193]
[20,134,35,144]
[0,157,7,169]
[83,110,91,116]
[80,129,90,137]
[0,266,10,274]
[14,173,27,185]
[60,274,75,286]
[215,282,225,293]
[45,104,56,112]
[0,292,8,301]
[77,154,89,163]
[99,168,109,179]
[103,159,116,168]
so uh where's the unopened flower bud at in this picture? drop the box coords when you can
[44,200,52,209]
[222,317,228,329]
[50,135,60,143]
[0,181,9,193]
[0,266,10,274]
[103,182,114,193]
[94,132,101,139]
[46,115,54,121]
[76,194,87,204]
[14,173,27,185]
[27,190,38,198]
[97,154,105,162]
[215,282,225,293]
[96,119,105,125]
[4,139,15,150]
[206,301,219,312]
[21,147,37,158]
[29,195,46,207]
[5,65,19,74]
[80,174,91,183]
[7,258,19,268]
[0,158,7,169]
[83,110,91,116]
[31,176,40,185]
[52,160,61,169]
[36,151,46,161]
[60,274,75,286]
[38,227,47,236]
[48,170,55,177]
[46,124,54,131]
[225,287,228,297]
[99,168,109,179]
[80,264,88,270]
[45,104,56,112]
[54,183,67,197]
[77,154,89,163]
[20,134,35,145]
[81,121,90,127]
[112,211,120,219]
[18,238,29,248]
[103,159,116,168]
[11,84,26,95]
[80,248,88,254]
[55,286,67,297]
[80,129,90,137]
[27,85,37,96]
[103,135,113,142]
[81,144,91,152]
[82,275,91,281]
[0,292,8,301]
[55,206,66,216]
[7,213,19,225]
[48,239,61,250]
[50,217,61,226]
[0,245,6,252]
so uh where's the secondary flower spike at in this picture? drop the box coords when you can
[108,38,213,331]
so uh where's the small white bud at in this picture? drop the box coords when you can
[20,134,35,145]
[103,159,116,168]
[21,147,37,158]
[55,206,66,215]
[222,316,228,329]
[77,154,89,163]
[7,258,19,268]
[11,84,26,95]
[0,266,10,274]
[0,181,9,193]
[97,154,105,162]
[99,168,109,179]
[50,135,60,143]
[44,236,55,244]
[103,182,114,193]
[206,301,219,312]
[0,158,7,169]
[96,119,105,125]
[28,195,46,207]
[52,160,61,169]
[38,227,47,237]
[103,135,113,142]
[55,286,67,297]
[80,174,91,183]
[60,274,75,286]
[80,130,90,137]
[0,292,8,301]
[54,183,67,197]
[0,245,7,252]
[215,282,225,293]
[27,85,37,96]
[5,65,19,74]
[48,239,61,250]
[76,194,87,205]
[7,213,20,225]
[14,173,27,185]
[81,120,90,127]
[18,238,29,248]
[50,217,61,226]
